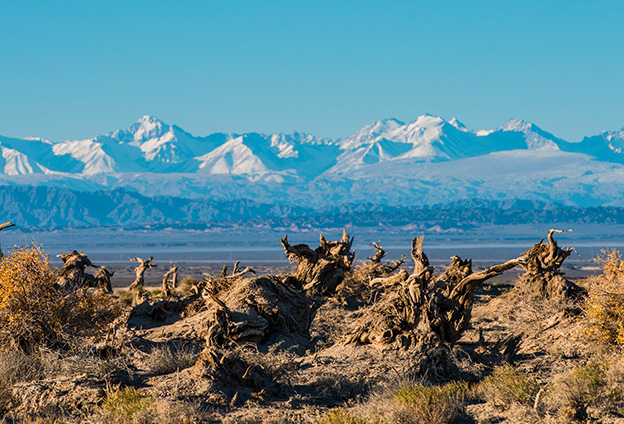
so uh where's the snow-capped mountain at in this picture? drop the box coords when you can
[2,114,624,228]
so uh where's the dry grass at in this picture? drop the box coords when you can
[146,344,198,375]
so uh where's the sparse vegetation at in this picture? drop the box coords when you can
[318,409,366,424]
[394,381,469,424]
[2,229,624,423]
[146,344,197,375]
[0,245,120,351]
[101,387,155,423]
[481,364,541,410]
[583,248,624,346]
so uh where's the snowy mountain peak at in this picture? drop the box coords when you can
[339,118,406,150]
[412,114,444,127]
[449,117,468,131]
[498,119,561,151]
[131,115,169,143]
[500,118,534,133]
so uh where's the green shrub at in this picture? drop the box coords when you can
[481,364,540,410]
[394,381,469,424]
[101,387,154,423]
[318,409,366,424]
[120,291,133,306]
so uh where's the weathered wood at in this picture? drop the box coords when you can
[128,256,157,290]
[162,261,179,298]
[348,235,523,350]
[281,229,355,295]
[515,229,582,299]
[56,250,98,289]
[0,221,15,232]
[95,267,114,294]
[364,242,406,279]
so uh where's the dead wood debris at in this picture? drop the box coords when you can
[281,229,355,295]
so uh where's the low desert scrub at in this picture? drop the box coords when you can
[100,387,155,423]
[318,380,469,424]
[120,291,133,306]
[546,358,624,421]
[318,409,366,424]
[0,245,121,352]
[146,344,197,375]
[97,387,206,424]
[480,364,540,410]
[393,381,469,424]
[582,249,624,346]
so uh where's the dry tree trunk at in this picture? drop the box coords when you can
[348,235,522,350]
[203,287,268,348]
[56,250,98,289]
[0,221,15,261]
[281,229,355,295]
[365,242,406,280]
[128,256,157,290]
[230,261,256,278]
[515,229,582,299]
[95,267,115,294]
[162,261,179,298]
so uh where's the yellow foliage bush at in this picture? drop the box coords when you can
[0,244,120,351]
[583,249,624,346]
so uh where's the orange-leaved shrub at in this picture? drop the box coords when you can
[583,249,624,346]
[0,244,120,352]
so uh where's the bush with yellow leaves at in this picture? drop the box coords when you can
[583,249,624,346]
[0,244,120,352]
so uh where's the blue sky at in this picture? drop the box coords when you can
[1,0,622,142]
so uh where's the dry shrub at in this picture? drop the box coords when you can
[481,364,540,410]
[583,249,624,346]
[547,358,624,421]
[0,245,121,352]
[146,344,197,375]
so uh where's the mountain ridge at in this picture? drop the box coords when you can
[2,114,624,228]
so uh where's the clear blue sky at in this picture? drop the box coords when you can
[1,0,622,142]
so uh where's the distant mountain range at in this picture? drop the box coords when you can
[2,115,624,228]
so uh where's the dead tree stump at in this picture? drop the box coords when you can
[281,229,355,295]
[129,257,157,290]
[162,261,179,298]
[348,235,522,350]
[515,229,582,299]
[56,250,98,289]
[95,267,114,294]
[365,242,405,280]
